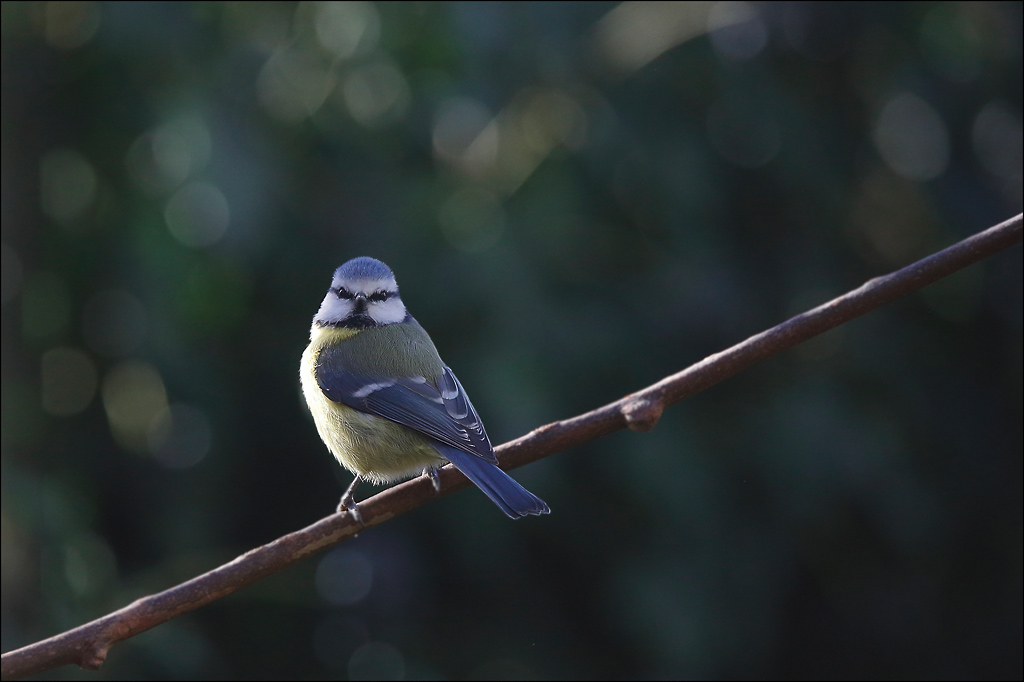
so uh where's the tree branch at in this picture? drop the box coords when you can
[2,213,1020,681]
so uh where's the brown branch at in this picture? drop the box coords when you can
[2,213,1020,681]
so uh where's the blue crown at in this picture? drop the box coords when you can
[335,257,394,281]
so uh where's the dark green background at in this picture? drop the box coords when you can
[2,2,1021,679]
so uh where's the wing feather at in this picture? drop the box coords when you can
[315,344,496,463]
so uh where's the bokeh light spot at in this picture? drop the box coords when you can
[596,1,715,76]
[520,90,587,153]
[165,182,230,248]
[316,547,373,606]
[62,531,117,597]
[148,403,212,469]
[126,114,212,195]
[873,93,949,182]
[707,1,767,61]
[341,59,411,128]
[41,346,98,416]
[101,361,168,453]
[315,1,380,59]
[972,100,1023,209]
[257,47,337,122]
[433,97,495,167]
[972,101,1023,180]
[43,1,101,50]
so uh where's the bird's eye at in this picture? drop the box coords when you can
[335,287,354,300]
[369,290,390,302]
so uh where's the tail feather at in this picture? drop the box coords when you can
[436,444,550,519]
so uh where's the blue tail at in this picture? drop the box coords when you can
[435,443,550,519]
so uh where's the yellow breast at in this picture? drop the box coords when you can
[300,326,445,484]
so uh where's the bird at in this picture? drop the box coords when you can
[300,256,550,522]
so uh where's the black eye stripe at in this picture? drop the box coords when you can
[334,286,397,302]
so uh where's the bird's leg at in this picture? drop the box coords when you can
[424,467,442,493]
[337,475,365,527]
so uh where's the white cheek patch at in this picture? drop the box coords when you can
[314,293,355,326]
[369,297,407,325]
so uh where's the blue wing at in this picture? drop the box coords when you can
[315,345,496,464]
[315,335,550,518]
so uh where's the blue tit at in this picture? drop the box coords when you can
[300,257,550,521]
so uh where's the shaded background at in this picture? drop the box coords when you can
[2,1,1022,679]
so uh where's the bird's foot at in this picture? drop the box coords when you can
[337,476,366,528]
[424,467,442,493]
[337,494,365,528]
